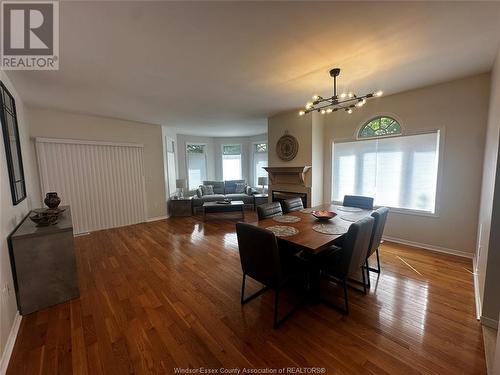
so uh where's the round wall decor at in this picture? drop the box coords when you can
[276,133,299,161]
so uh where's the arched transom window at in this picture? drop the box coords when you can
[359,116,402,139]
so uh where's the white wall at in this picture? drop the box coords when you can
[324,73,490,257]
[322,74,490,256]
[27,108,167,220]
[477,47,500,325]
[174,132,267,188]
[0,73,37,367]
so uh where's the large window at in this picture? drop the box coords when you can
[253,143,268,186]
[222,144,242,180]
[187,144,207,190]
[332,131,440,213]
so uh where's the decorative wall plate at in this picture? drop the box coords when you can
[276,134,299,161]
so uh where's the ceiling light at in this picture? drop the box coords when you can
[299,68,382,116]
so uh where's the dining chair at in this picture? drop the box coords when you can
[257,201,283,220]
[316,216,374,314]
[282,197,304,213]
[343,195,374,210]
[235,222,305,327]
[365,207,389,287]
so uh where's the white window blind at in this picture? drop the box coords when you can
[222,144,242,181]
[332,132,440,213]
[187,144,207,190]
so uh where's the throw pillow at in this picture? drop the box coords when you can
[201,185,214,196]
[235,183,246,194]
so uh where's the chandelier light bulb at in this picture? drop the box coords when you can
[305,102,313,109]
[347,92,354,98]
[321,109,326,114]
[340,93,347,99]
[326,108,333,113]
[299,110,305,116]
[312,94,319,100]
[375,90,383,97]
[346,108,353,114]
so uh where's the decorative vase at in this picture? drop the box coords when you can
[44,192,61,209]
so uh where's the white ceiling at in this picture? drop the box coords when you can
[7,1,500,136]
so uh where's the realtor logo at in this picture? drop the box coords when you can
[1,1,59,70]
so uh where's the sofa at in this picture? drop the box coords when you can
[191,180,258,210]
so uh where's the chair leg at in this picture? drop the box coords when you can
[273,286,304,328]
[361,266,367,294]
[368,248,381,274]
[241,274,269,305]
[365,259,371,288]
[343,280,349,315]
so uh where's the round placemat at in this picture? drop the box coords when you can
[272,215,301,223]
[266,225,299,237]
[340,215,357,222]
[337,206,363,212]
[312,223,348,235]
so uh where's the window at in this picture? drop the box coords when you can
[253,143,268,186]
[166,138,177,197]
[222,144,242,180]
[359,116,402,139]
[332,131,440,213]
[187,144,207,190]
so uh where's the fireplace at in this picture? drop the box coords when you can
[272,191,308,208]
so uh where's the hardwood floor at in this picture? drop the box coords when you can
[7,212,486,374]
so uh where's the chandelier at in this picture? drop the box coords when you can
[299,68,383,116]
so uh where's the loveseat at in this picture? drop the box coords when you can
[191,180,258,210]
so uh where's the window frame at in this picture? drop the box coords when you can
[186,142,208,190]
[330,127,444,218]
[252,141,268,187]
[221,143,243,181]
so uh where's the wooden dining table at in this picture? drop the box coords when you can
[253,203,374,255]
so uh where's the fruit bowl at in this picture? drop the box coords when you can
[311,210,337,221]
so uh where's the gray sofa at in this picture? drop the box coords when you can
[191,180,258,210]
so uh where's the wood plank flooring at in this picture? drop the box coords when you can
[7,212,486,374]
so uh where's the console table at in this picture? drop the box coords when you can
[8,206,80,315]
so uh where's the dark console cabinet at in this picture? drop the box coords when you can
[8,206,80,315]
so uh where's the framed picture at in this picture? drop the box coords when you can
[0,81,26,205]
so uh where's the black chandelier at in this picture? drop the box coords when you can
[299,68,383,116]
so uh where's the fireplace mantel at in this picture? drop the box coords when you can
[263,166,311,186]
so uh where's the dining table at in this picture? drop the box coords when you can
[253,203,374,255]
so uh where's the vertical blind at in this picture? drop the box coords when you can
[332,132,440,213]
[36,138,147,234]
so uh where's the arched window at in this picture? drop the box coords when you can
[359,116,402,139]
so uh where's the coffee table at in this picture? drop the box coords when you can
[202,200,245,221]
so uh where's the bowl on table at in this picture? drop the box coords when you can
[311,210,337,221]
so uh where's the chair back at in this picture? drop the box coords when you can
[236,223,282,287]
[343,195,374,210]
[336,217,374,279]
[257,202,283,220]
[282,197,304,213]
[367,207,389,258]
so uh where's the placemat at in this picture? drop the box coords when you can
[337,206,363,212]
[272,215,301,223]
[340,215,358,222]
[266,225,299,237]
[300,208,315,213]
[312,223,349,235]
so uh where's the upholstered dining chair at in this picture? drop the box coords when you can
[343,195,374,210]
[257,201,283,220]
[316,216,374,314]
[365,207,389,287]
[282,197,304,213]
[235,223,305,327]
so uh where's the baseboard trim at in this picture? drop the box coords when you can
[0,313,21,375]
[382,236,473,259]
[480,315,499,329]
[146,215,169,222]
[472,256,481,320]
